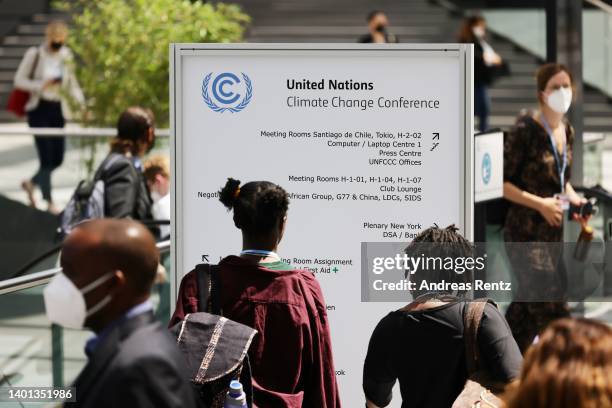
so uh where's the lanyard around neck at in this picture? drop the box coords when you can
[541,115,567,193]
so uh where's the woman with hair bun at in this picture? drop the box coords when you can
[171,178,341,408]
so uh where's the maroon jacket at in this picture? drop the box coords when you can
[170,256,341,408]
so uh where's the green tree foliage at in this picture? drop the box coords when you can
[55,0,250,127]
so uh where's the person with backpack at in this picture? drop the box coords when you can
[170,178,341,408]
[13,20,84,213]
[363,225,522,408]
[61,106,157,236]
[102,107,156,219]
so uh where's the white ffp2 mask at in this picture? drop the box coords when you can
[472,26,485,39]
[43,272,114,329]
[546,87,572,114]
[150,190,163,203]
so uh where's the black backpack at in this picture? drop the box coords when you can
[171,264,255,408]
[59,154,122,236]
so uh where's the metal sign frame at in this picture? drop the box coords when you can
[169,42,474,309]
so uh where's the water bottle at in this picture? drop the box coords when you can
[224,380,248,408]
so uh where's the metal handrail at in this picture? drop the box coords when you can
[0,240,171,296]
[585,0,612,14]
[0,124,169,138]
[10,243,64,281]
[11,220,171,280]
[574,185,612,203]
[157,239,171,252]
[0,267,61,296]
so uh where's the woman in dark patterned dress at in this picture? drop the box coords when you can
[502,63,588,353]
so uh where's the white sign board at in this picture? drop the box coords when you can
[475,131,504,203]
[171,44,473,407]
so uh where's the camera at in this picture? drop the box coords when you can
[568,197,598,220]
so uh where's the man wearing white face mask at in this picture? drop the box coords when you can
[43,219,197,408]
[502,63,589,352]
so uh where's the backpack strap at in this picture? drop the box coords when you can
[97,153,125,179]
[195,263,222,315]
[29,48,40,80]
[241,354,254,408]
[463,298,491,375]
[73,153,121,199]
[195,264,211,312]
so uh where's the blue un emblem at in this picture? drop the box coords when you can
[202,72,253,113]
[482,152,492,185]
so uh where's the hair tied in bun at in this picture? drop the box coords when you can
[219,178,242,210]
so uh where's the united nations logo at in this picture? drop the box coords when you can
[202,72,253,113]
[482,152,492,185]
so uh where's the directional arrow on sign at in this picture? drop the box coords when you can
[201,254,209,262]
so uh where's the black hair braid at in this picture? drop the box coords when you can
[405,224,475,298]
[406,224,474,258]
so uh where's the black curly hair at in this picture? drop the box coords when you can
[405,224,475,297]
[409,224,473,248]
[219,178,290,234]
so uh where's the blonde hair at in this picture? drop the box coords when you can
[504,318,612,408]
[143,155,170,183]
[46,20,69,38]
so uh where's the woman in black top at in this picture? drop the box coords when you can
[363,226,522,407]
[457,16,507,132]
[503,64,584,260]
[357,10,399,44]
[502,64,590,353]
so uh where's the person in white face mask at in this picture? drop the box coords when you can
[15,20,85,213]
[502,63,589,352]
[43,219,197,408]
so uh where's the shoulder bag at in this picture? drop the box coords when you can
[7,48,40,117]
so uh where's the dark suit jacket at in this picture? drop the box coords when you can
[97,153,153,220]
[66,312,198,408]
[97,153,158,237]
